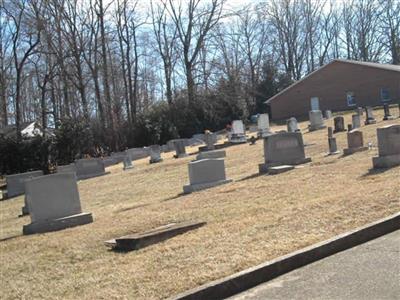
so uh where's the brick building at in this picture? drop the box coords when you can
[265,59,400,120]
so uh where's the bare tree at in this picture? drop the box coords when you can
[96,0,115,148]
[266,0,307,80]
[164,0,225,104]
[0,1,13,127]
[151,0,178,105]
[380,0,400,64]
[5,0,42,140]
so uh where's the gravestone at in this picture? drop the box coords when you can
[324,110,332,119]
[183,159,232,193]
[228,120,247,143]
[75,158,107,180]
[196,149,226,160]
[308,110,326,131]
[328,127,333,138]
[123,153,134,170]
[343,130,368,155]
[257,114,272,138]
[383,104,394,120]
[372,124,400,168]
[357,107,364,116]
[352,114,361,129]
[192,133,205,142]
[173,139,188,158]
[23,173,93,234]
[258,132,311,173]
[5,170,44,198]
[347,124,353,131]
[202,132,217,151]
[126,147,149,161]
[149,145,163,163]
[398,103,400,118]
[327,137,340,155]
[310,97,320,110]
[364,106,377,125]
[57,163,76,174]
[161,144,170,153]
[21,194,30,216]
[333,116,346,133]
[287,117,300,133]
[103,157,117,167]
[111,151,126,164]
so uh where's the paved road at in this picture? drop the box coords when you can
[229,230,400,300]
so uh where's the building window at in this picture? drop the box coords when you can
[380,88,390,102]
[346,92,356,106]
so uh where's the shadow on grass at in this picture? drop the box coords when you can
[237,172,265,182]
[161,193,186,202]
[114,203,151,213]
[0,234,22,243]
[360,167,393,178]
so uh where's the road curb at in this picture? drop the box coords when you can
[170,212,400,300]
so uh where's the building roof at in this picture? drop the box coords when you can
[265,59,400,104]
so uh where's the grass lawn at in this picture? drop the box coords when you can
[0,107,399,299]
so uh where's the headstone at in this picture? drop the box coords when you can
[308,110,326,131]
[5,170,44,198]
[352,114,361,129]
[327,127,333,138]
[161,144,170,153]
[258,132,311,173]
[192,133,205,142]
[228,120,247,143]
[149,145,163,163]
[347,124,353,132]
[310,97,320,110]
[327,137,340,155]
[183,159,232,193]
[324,110,332,119]
[364,106,377,125]
[333,116,346,133]
[268,165,294,175]
[57,163,76,174]
[287,117,300,133]
[167,140,176,151]
[102,157,117,167]
[173,139,188,158]
[111,151,126,164]
[398,103,400,118]
[372,125,400,168]
[23,173,93,234]
[343,130,368,155]
[123,153,134,170]
[196,150,226,160]
[257,114,272,138]
[383,104,394,121]
[357,107,364,116]
[126,148,149,160]
[21,194,30,216]
[203,132,217,151]
[75,158,107,180]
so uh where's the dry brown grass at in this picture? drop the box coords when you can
[1,108,399,300]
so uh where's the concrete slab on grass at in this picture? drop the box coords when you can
[105,221,206,251]
[268,165,294,175]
